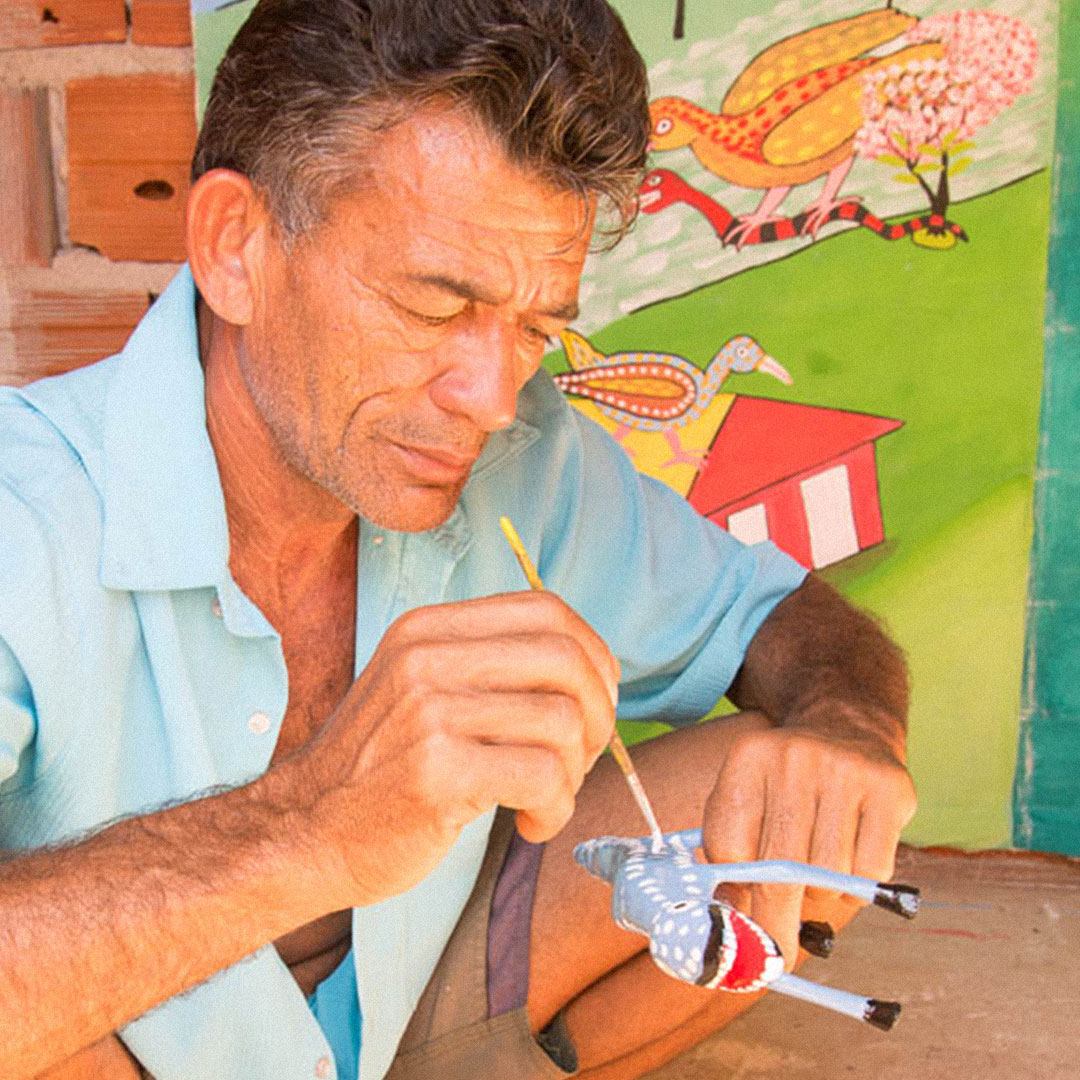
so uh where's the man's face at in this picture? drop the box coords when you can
[243,107,590,533]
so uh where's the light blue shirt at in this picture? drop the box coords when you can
[0,265,805,1080]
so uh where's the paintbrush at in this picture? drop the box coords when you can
[499,515,666,852]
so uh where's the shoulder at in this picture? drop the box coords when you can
[0,356,117,496]
[0,361,116,620]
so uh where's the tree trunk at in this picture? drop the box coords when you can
[931,155,952,220]
[674,0,686,39]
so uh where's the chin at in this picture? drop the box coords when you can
[350,482,466,534]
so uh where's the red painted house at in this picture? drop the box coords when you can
[688,396,902,570]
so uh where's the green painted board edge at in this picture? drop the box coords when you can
[1015,0,1080,855]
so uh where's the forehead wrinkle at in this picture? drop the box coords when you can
[397,220,582,318]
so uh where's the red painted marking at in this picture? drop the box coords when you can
[919,928,992,940]
[882,925,1010,942]
[796,76,810,88]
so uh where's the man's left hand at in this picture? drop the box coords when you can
[700,704,917,968]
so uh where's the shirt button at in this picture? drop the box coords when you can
[211,596,223,618]
[247,712,271,735]
[314,1056,332,1079]
[372,535,384,546]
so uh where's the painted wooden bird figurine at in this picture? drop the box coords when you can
[574,828,919,1029]
[648,6,944,248]
[553,330,792,468]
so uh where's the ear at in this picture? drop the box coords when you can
[185,169,273,326]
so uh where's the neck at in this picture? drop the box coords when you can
[198,300,356,624]
[680,184,735,236]
[672,100,718,130]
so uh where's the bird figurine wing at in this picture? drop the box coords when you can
[761,42,945,169]
[722,8,918,116]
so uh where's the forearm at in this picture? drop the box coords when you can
[0,756,333,1080]
[728,575,909,756]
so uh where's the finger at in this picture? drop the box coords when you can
[394,592,620,704]
[701,755,767,917]
[436,690,592,795]
[440,740,577,843]
[400,633,615,764]
[805,791,860,903]
[751,780,817,969]
[852,794,908,884]
[701,754,767,865]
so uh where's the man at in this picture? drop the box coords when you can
[0,2,915,1078]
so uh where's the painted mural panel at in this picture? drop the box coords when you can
[554,0,1057,851]
[191,1,1059,849]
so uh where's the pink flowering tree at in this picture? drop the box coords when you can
[855,10,1037,246]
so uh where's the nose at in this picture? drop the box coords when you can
[427,318,524,433]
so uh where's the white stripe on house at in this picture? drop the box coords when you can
[727,503,769,546]
[801,464,859,568]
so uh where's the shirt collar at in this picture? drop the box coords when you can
[99,264,230,591]
[94,264,540,593]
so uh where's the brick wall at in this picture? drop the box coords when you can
[0,0,195,386]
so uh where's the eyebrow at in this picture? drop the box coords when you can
[411,273,579,322]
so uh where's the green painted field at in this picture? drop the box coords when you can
[568,173,1052,848]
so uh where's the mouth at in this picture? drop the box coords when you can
[387,441,480,484]
[638,189,662,212]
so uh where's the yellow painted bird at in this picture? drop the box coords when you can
[648,6,944,247]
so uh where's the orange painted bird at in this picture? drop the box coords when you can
[648,6,944,248]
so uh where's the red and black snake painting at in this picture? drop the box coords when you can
[638,168,969,247]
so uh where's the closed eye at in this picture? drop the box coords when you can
[524,325,557,347]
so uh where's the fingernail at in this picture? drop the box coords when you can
[608,678,619,710]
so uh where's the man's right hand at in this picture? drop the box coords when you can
[0,591,618,1080]
[287,590,620,909]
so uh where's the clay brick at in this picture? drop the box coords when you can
[0,0,126,49]
[2,288,150,385]
[0,87,59,267]
[66,75,197,263]
[131,0,193,46]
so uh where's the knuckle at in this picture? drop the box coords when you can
[554,693,584,738]
[535,747,567,795]
[550,631,587,672]
[533,589,566,622]
[389,605,426,642]
[413,729,454,795]
[398,641,437,686]
[412,692,447,735]
[892,773,919,821]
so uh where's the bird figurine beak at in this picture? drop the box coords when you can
[758,355,794,385]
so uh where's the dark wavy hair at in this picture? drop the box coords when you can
[191,0,650,247]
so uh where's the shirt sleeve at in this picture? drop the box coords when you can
[537,403,807,725]
[0,633,35,787]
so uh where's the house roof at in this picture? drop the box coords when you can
[688,395,902,514]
